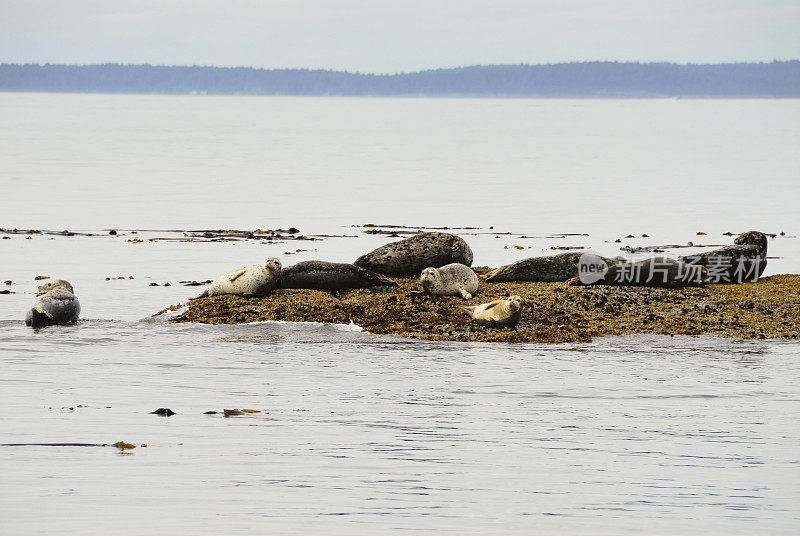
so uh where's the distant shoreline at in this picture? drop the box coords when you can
[2,61,798,98]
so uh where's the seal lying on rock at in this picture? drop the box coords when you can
[278,261,397,291]
[464,295,524,328]
[354,232,473,276]
[568,257,708,288]
[25,279,80,327]
[679,231,768,284]
[192,258,281,299]
[486,252,618,282]
[420,263,479,299]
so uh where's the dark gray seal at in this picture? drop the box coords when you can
[354,232,473,276]
[679,231,768,284]
[486,252,618,282]
[25,279,81,327]
[278,261,398,291]
[568,257,708,288]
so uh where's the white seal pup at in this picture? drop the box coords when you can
[25,279,81,327]
[419,263,479,299]
[354,232,473,276]
[464,295,524,328]
[191,258,281,299]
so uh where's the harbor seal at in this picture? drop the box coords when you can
[568,257,708,288]
[419,263,479,299]
[679,231,768,283]
[354,232,473,276]
[464,295,524,328]
[25,279,81,327]
[191,258,281,299]
[486,252,618,283]
[278,261,398,291]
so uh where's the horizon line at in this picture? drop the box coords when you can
[2,59,799,77]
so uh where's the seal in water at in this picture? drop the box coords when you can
[278,260,398,291]
[419,263,479,299]
[354,232,473,276]
[679,231,768,284]
[191,258,281,299]
[567,257,708,288]
[486,252,618,283]
[464,295,524,328]
[25,279,81,327]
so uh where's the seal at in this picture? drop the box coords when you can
[419,263,479,299]
[354,232,473,276]
[278,260,398,291]
[25,279,81,327]
[486,252,618,283]
[191,258,281,299]
[679,231,768,284]
[464,295,524,328]
[567,257,708,288]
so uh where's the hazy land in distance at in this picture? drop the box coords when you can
[1,61,799,97]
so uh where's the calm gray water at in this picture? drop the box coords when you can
[1,94,799,534]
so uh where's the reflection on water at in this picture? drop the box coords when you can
[1,319,798,534]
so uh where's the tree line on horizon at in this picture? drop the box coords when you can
[0,61,798,97]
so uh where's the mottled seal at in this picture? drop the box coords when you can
[25,279,80,327]
[278,261,398,291]
[420,263,479,299]
[680,231,768,284]
[568,257,708,288]
[191,258,281,299]
[464,295,524,328]
[486,252,618,283]
[354,232,473,276]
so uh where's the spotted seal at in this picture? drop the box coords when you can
[191,258,281,299]
[354,232,473,276]
[567,256,708,288]
[464,295,524,328]
[679,231,768,283]
[278,261,398,291]
[486,252,618,283]
[419,263,479,299]
[25,279,81,327]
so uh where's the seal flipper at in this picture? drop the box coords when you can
[459,288,473,300]
[26,307,54,328]
[189,289,209,300]
[228,268,248,282]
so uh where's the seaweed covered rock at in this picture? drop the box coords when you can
[156,274,800,343]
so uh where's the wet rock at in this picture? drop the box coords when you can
[150,408,176,416]
[156,274,800,343]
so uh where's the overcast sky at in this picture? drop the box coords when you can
[1,0,798,73]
